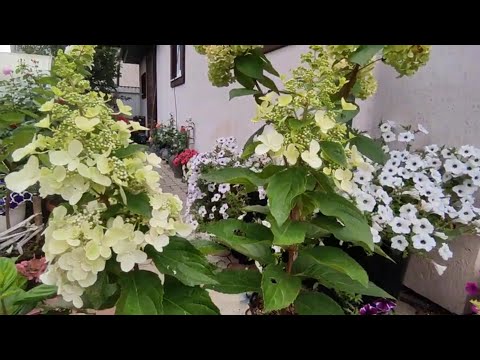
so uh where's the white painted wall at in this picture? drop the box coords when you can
[156,45,309,152]
[139,57,147,118]
[354,45,480,314]
[119,62,140,88]
[0,53,52,80]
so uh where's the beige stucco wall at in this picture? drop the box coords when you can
[156,45,309,152]
[119,62,140,88]
[354,45,480,314]
[0,53,52,80]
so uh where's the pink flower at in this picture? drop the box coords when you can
[2,65,13,76]
[465,282,479,296]
[472,304,479,314]
[16,257,47,282]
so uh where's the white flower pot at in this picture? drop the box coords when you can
[0,203,26,233]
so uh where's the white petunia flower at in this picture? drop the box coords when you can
[219,203,229,215]
[425,144,439,154]
[391,235,409,251]
[211,193,221,202]
[207,183,216,192]
[405,155,423,171]
[370,227,381,244]
[398,131,415,143]
[424,156,442,169]
[444,158,466,176]
[353,171,372,185]
[397,168,412,179]
[389,217,411,234]
[412,218,434,234]
[208,213,215,220]
[453,184,472,198]
[441,148,455,159]
[412,233,436,252]
[382,131,396,143]
[438,243,453,261]
[380,123,392,132]
[457,206,475,223]
[356,193,376,212]
[218,183,231,194]
[430,169,442,183]
[261,220,271,229]
[434,231,449,240]
[458,145,475,158]
[383,164,399,176]
[417,124,429,134]
[379,173,396,188]
[375,205,395,224]
[469,169,480,186]
[431,260,447,276]
[258,186,266,200]
[399,204,418,221]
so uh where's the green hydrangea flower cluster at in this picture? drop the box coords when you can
[383,45,431,77]
[194,45,262,87]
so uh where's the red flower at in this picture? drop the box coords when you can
[180,126,186,132]
[173,149,198,166]
[16,257,47,282]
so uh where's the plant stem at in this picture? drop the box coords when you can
[5,190,11,230]
[286,246,297,274]
[1,299,7,315]
[32,195,43,243]
[337,64,360,100]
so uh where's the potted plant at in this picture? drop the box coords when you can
[343,121,480,297]
[172,149,198,179]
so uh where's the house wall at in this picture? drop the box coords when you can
[156,45,310,152]
[0,53,52,80]
[353,45,480,314]
[139,57,147,118]
[119,62,140,88]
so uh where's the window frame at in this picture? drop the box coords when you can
[170,45,185,88]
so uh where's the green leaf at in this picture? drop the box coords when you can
[113,144,148,159]
[320,141,347,167]
[19,109,40,120]
[310,192,374,251]
[267,167,308,227]
[242,125,266,157]
[191,239,229,256]
[2,126,36,159]
[115,270,164,315]
[37,153,52,167]
[36,76,58,86]
[234,67,256,89]
[0,258,18,292]
[336,108,360,124]
[293,246,368,287]
[0,112,25,124]
[81,272,118,310]
[257,75,279,93]
[261,264,302,312]
[287,117,309,130]
[101,203,123,221]
[235,54,264,80]
[260,56,280,77]
[350,135,388,165]
[205,219,274,264]
[229,88,261,100]
[294,291,344,315]
[125,191,152,218]
[206,269,262,294]
[257,164,285,180]
[163,275,220,315]
[310,215,368,249]
[243,205,269,214]
[0,161,8,173]
[146,237,218,287]
[14,284,57,305]
[349,45,385,66]
[241,141,258,160]
[309,170,335,193]
[269,217,309,246]
[201,167,264,191]
[319,270,394,299]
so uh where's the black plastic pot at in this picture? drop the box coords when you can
[343,244,410,299]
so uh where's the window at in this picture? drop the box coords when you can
[263,45,287,54]
[170,45,185,88]
[141,73,147,99]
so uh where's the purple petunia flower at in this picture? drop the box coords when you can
[472,304,479,314]
[374,300,396,313]
[359,304,379,315]
[466,282,479,296]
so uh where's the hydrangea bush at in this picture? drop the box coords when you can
[4,46,222,314]
[347,122,480,272]
[193,45,430,314]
